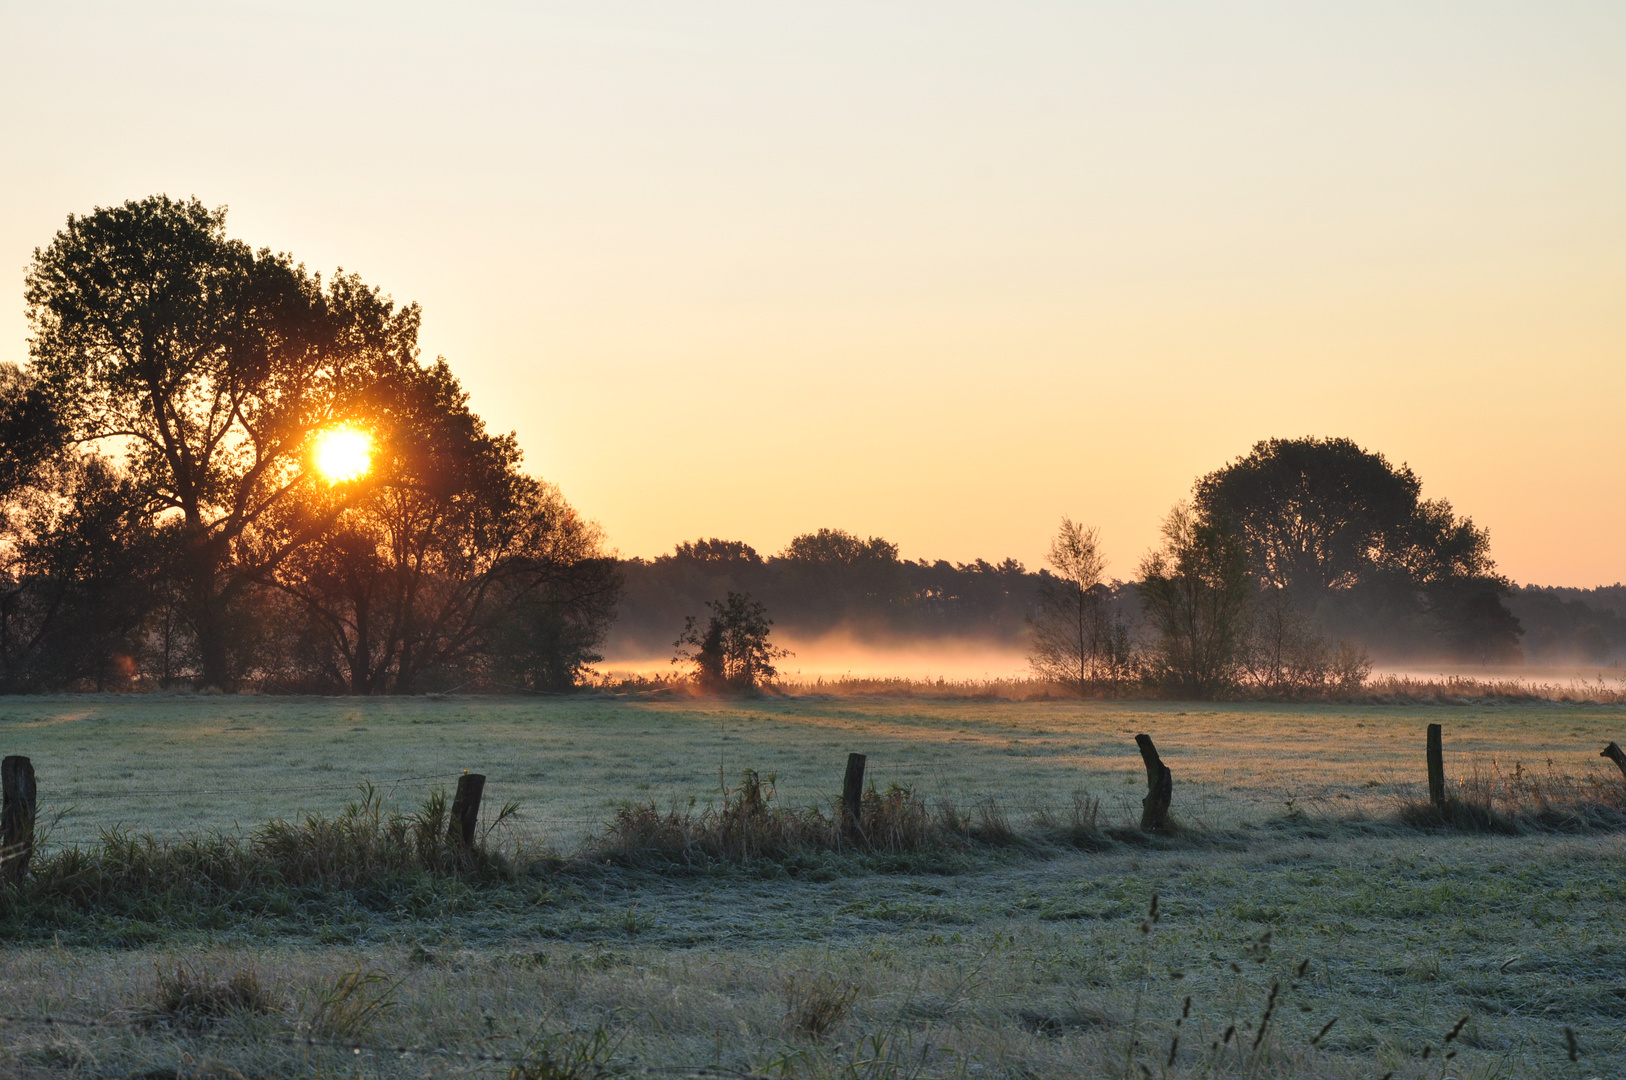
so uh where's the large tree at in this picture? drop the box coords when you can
[24,196,417,687]
[1194,436,1520,660]
[0,452,158,691]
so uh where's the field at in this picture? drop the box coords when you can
[0,693,1623,1079]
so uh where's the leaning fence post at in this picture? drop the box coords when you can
[1135,734,1172,832]
[841,752,867,840]
[449,772,486,848]
[2,755,37,883]
[1427,724,1446,808]
[1602,742,1626,782]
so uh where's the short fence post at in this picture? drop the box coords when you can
[841,753,867,840]
[449,772,486,848]
[1427,724,1446,808]
[2,755,37,883]
[1135,734,1172,832]
[1602,742,1626,782]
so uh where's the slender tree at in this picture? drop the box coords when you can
[1028,517,1129,693]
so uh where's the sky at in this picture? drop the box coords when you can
[2,2,1623,586]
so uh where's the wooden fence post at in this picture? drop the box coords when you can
[2,755,37,883]
[1426,724,1446,808]
[841,752,867,839]
[449,772,485,848]
[1135,734,1172,832]
[1602,742,1626,782]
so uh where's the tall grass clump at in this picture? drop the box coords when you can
[590,769,973,869]
[0,785,521,932]
[136,960,280,1030]
[1031,793,1113,851]
[1399,759,1626,834]
[300,966,399,1039]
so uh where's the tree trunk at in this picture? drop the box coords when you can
[189,590,234,690]
[184,530,235,690]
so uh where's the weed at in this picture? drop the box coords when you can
[1033,793,1111,850]
[590,770,969,869]
[2,784,518,932]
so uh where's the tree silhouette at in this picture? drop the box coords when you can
[264,359,618,693]
[24,196,418,687]
[1194,436,1520,661]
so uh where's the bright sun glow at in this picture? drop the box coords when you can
[313,426,372,484]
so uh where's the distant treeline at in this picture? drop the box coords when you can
[1506,585,1626,664]
[605,534,1045,658]
[614,550,1626,669]
[611,449,1626,671]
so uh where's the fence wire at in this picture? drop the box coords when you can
[0,1009,766,1077]
[55,772,466,801]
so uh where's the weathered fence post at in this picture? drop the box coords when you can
[1135,734,1172,832]
[2,755,37,883]
[1602,742,1626,782]
[448,772,485,848]
[1426,724,1446,808]
[841,752,867,840]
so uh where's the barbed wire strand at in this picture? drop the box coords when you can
[54,773,466,801]
[0,1009,766,1077]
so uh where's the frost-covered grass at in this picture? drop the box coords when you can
[0,833,1622,1078]
[0,694,1622,1077]
[6,693,1626,847]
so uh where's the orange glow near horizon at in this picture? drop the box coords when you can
[313,426,372,485]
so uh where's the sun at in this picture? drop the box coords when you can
[313,426,372,484]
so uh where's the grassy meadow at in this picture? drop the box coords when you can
[0,693,1623,1078]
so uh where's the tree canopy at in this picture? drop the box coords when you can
[3,195,618,693]
[1193,436,1520,662]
